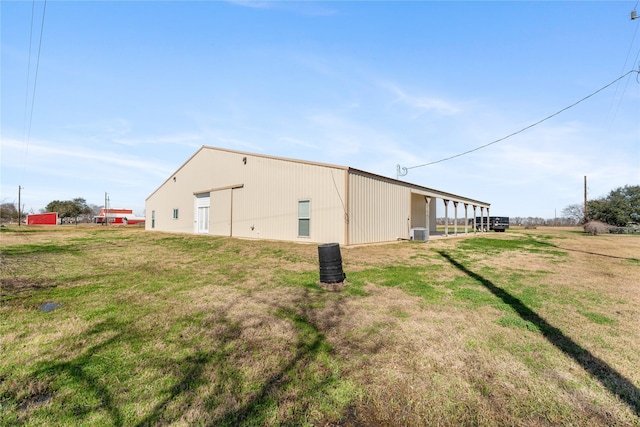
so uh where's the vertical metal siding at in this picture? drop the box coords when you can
[348,172,410,245]
[210,189,231,236]
[146,148,347,244]
[410,193,427,228]
[233,156,346,243]
[145,150,217,234]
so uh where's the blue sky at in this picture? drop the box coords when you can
[2,1,639,219]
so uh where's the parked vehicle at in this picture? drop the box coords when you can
[470,216,509,232]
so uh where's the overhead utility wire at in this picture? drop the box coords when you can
[22,0,36,142]
[397,67,640,177]
[606,11,640,128]
[22,0,47,180]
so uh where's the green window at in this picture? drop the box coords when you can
[151,210,155,228]
[298,200,310,237]
[172,208,179,220]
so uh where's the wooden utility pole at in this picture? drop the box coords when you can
[104,192,108,226]
[18,186,22,226]
[583,176,588,223]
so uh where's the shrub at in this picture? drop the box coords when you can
[583,220,611,235]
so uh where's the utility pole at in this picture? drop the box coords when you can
[18,186,22,226]
[583,176,588,223]
[104,192,108,226]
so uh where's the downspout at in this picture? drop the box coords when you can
[230,188,234,237]
[344,169,350,246]
[407,188,411,239]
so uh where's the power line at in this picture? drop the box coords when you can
[397,68,640,177]
[606,10,640,129]
[22,0,36,143]
[22,0,47,180]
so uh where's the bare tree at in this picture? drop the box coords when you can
[584,220,610,235]
[562,203,584,224]
[0,202,18,223]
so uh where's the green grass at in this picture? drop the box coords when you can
[349,265,445,302]
[456,235,568,257]
[578,310,617,325]
[496,313,541,331]
[1,226,639,426]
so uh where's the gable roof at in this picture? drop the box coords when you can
[146,145,489,208]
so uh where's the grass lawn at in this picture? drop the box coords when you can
[1,225,639,426]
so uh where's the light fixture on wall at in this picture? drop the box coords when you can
[173,177,176,182]
[242,157,247,165]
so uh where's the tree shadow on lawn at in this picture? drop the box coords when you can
[29,288,354,426]
[209,301,340,426]
[33,318,129,426]
[134,288,352,426]
[437,250,640,417]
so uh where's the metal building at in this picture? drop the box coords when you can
[27,212,59,225]
[145,146,491,245]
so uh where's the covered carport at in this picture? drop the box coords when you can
[408,187,490,239]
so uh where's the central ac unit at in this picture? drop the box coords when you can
[410,227,429,242]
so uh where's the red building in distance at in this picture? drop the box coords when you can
[95,208,145,225]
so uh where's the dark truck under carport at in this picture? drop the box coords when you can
[470,216,509,232]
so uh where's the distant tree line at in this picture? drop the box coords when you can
[511,217,579,227]
[1,197,103,224]
[42,198,102,224]
[562,185,639,227]
[435,216,579,227]
[0,203,24,223]
[586,185,639,226]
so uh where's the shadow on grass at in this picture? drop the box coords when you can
[134,289,349,426]
[437,250,640,417]
[24,285,355,426]
[34,318,128,426]
[211,303,335,426]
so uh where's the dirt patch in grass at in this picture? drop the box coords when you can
[1,276,56,296]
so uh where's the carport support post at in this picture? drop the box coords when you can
[464,203,469,234]
[18,186,22,227]
[443,199,449,237]
[479,207,484,232]
[425,196,431,238]
[486,207,490,232]
[453,201,458,235]
[473,205,477,233]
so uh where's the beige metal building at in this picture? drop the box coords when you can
[145,146,491,245]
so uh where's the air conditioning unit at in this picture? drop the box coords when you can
[410,227,429,242]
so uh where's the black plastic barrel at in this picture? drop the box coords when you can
[318,243,346,284]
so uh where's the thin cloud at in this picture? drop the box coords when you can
[277,136,318,150]
[2,137,172,178]
[113,133,205,147]
[227,0,337,16]
[379,81,462,117]
[60,118,133,139]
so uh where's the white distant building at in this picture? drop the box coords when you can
[95,208,145,225]
[145,146,490,245]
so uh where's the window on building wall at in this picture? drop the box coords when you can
[298,200,310,237]
[172,208,179,220]
[151,210,155,229]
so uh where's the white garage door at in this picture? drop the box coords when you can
[194,193,210,234]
